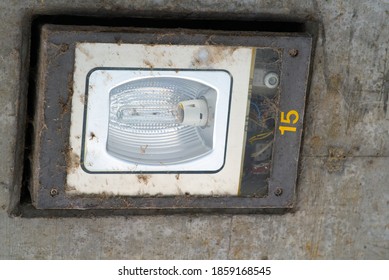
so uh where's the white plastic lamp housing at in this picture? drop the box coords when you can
[83,69,232,172]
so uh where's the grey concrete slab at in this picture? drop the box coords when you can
[229,156,389,259]
[0,0,388,259]
[302,1,389,157]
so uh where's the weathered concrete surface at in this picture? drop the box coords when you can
[0,0,388,259]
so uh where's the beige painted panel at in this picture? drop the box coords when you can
[67,43,253,196]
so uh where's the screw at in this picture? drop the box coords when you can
[288,49,299,57]
[50,188,59,197]
[274,188,283,196]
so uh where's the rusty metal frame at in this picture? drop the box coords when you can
[28,24,312,214]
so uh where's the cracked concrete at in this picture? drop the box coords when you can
[0,0,389,259]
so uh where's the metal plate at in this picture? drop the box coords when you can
[29,24,312,212]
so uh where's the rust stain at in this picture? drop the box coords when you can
[89,132,96,140]
[232,246,242,259]
[328,71,343,92]
[59,97,68,114]
[59,43,69,53]
[344,238,354,245]
[140,145,148,154]
[79,94,85,105]
[66,148,80,173]
[59,73,74,115]
[115,37,123,45]
[143,59,154,68]
[64,185,77,192]
[137,175,151,185]
[49,43,69,57]
[305,241,320,259]
[309,135,322,151]
[77,45,93,60]
[325,146,347,173]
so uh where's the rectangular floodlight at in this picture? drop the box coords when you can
[84,69,231,173]
[29,23,313,212]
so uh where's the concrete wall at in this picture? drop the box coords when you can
[0,0,388,259]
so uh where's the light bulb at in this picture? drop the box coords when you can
[115,98,209,127]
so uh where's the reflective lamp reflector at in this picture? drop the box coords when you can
[82,69,232,173]
[107,77,214,164]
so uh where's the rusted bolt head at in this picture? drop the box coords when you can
[288,49,299,57]
[274,188,283,196]
[50,188,59,197]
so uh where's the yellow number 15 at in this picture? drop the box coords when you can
[279,110,299,135]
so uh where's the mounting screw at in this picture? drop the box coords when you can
[50,188,59,197]
[288,49,299,57]
[274,188,283,196]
